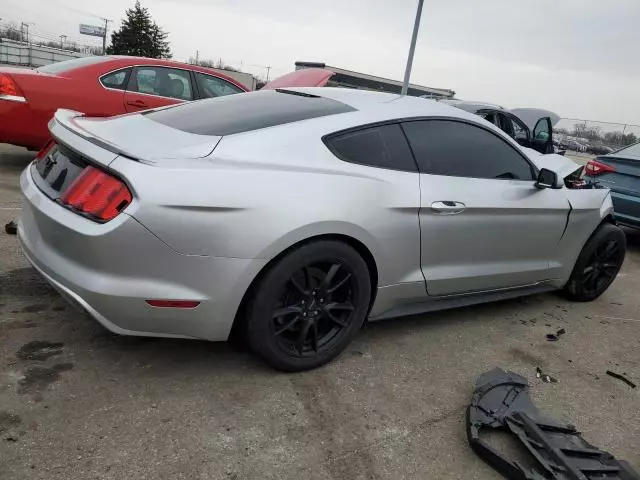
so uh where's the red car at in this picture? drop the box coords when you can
[0,56,250,150]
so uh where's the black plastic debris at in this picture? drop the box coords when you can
[606,370,637,389]
[4,221,17,235]
[467,368,640,479]
[546,328,566,342]
[536,367,558,383]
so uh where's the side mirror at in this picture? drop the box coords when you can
[535,168,559,189]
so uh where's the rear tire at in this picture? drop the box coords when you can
[562,223,626,301]
[245,240,371,372]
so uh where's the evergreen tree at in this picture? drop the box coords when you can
[106,1,171,58]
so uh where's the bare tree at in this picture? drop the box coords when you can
[0,23,24,41]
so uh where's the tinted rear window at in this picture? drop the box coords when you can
[37,56,111,74]
[143,90,356,136]
[326,124,417,172]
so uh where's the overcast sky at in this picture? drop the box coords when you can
[3,0,639,124]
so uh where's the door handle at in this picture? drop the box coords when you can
[431,201,466,215]
[126,100,148,108]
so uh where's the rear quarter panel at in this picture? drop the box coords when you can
[587,155,640,226]
[110,115,422,288]
[5,65,127,147]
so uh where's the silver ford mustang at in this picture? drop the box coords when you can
[19,87,626,371]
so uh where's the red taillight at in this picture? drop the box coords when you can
[60,166,132,222]
[0,73,26,100]
[145,300,201,309]
[584,159,616,176]
[35,140,56,162]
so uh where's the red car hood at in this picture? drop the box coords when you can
[262,68,334,90]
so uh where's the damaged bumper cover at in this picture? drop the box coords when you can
[467,368,639,480]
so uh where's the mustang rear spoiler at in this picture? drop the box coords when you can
[467,368,640,479]
[50,109,141,162]
[50,108,222,164]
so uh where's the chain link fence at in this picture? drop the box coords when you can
[555,118,640,156]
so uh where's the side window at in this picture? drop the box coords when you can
[195,73,244,98]
[130,67,193,101]
[325,124,417,172]
[510,117,529,142]
[497,114,515,138]
[481,112,499,127]
[100,68,131,90]
[533,118,551,141]
[402,120,534,180]
[498,114,528,143]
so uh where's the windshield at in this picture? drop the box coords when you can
[37,56,111,74]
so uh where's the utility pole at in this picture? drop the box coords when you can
[195,50,199,65]
[100,17,112,55]
[401,0,425,96]
[20,22,32,43]
[265,66,271,83]
[60,34,67,49]
[21,22,34,66]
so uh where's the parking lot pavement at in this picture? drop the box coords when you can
[565,150,592,166]
[0,143,638,480]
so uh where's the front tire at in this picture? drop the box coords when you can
[246,240,371,372]
[563,223,626,301]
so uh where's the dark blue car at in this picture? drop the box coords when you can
[585,142,640,228]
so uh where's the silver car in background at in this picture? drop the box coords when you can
[442,99,560,155]
[19,88,625,371]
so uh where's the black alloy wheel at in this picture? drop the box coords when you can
[271,262,357,357]
[580,240,623,296]
[563,223,626,301]
[246,241,371,371]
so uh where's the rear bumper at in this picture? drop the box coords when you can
[584,176,640,228]
[18,165,265,341]
[610,190,640,228]
[0,100,49,149]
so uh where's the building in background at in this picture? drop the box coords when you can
[295,61,455,99]
[206,68,256,91]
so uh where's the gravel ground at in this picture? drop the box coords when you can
[0,144,638,479]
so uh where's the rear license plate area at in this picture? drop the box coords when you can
[31,144,87,200]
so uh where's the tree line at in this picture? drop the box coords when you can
[556,123,638,147]
[1,1,170,59]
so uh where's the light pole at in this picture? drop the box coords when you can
[100,17,111,55]
[21,22,33,43]
[401,0,425,96]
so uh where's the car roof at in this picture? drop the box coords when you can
[104,56,248,90]
[440,99,506,112]
[280,87,483,122]
[139,87,515,147]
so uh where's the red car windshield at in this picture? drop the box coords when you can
[37,56,112,75]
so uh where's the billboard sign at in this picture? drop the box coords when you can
[79,24,105,37]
